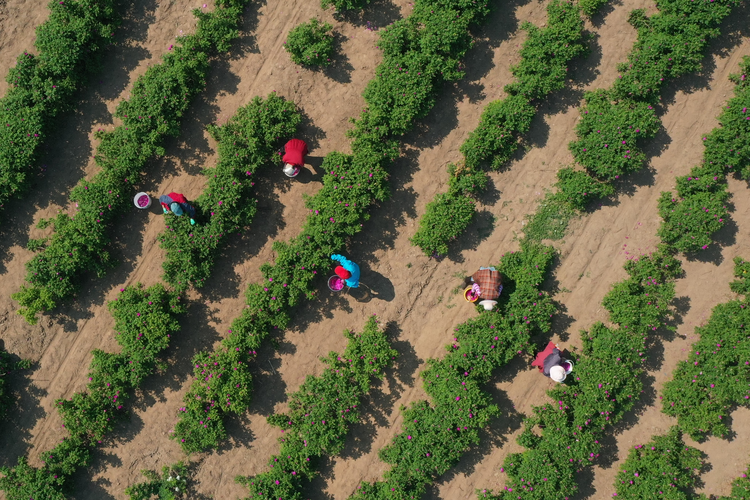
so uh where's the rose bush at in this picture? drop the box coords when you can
[413,0,586,256]
[236,317,396,500]
[159,93,301,288]
[0,0,119,217]
[12,0,252,324]
[284,19,336,67]
[613,427,703,500]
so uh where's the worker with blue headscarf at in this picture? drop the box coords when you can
[331,254,360,288]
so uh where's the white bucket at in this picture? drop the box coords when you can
[134,192,152,209]
[562,359,574,374]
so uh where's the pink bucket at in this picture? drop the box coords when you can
[328,275,345,292]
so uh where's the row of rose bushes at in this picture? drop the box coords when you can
[0,284,185,500]
[525,0,742,242]
[343,243,557,499]
[12,0,252,324]
[660,257,750,441]
[602,61,750,500]
[170,0,494,452]
[0,94,302,500]
[411,0,587,256]
[477,245,682,499]
[0,0,119,217]
[0,349,31,421]
[158,93,301,288]
[235,316,397,500]
[658,57,750,252]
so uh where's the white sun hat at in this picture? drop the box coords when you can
[550,365,567,383]
[479,299,497,311]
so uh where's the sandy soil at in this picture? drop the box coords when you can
[0,0,749,499]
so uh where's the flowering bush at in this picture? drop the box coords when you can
[284,19,335,67]
[410,162,486,256]
[236,317,396,499]
[613,427,703,500]
[658,56,750,253]
[661,257,750,440]
[12,0,252,324]
[348,243,556,500]
[569,90,660,180]
[159,93,301,288]
[0,284,184,500]
[553,167,615,211]
[125,462,189,500]
[0,0,119,215]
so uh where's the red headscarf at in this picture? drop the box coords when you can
[335,266,352,280]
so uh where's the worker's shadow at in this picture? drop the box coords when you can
[294,157,327,184]
[347,270,395,303]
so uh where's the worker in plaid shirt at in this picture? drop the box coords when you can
[470,267,503,310]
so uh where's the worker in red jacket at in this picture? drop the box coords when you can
[160,192,197,225]
[281,138,308,178]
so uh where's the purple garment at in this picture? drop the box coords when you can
[542,348,562,377]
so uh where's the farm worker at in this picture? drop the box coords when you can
[282,138,308,178]
[469,267,503,311]
[160,192,197,225]
[531,341,567,383]
[331,254,360,288]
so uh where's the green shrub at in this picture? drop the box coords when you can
[125,462,189,500]
[569,90,660,180]
[284,19,335,67]
[578,0,610,16]
[554,167,615,210]
[504,1,587,101]
[613,427,703,500]
[12,0,251,324]
[0,0,119,216]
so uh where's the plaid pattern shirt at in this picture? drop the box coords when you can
[472,269,502,300]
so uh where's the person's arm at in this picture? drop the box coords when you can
[331,254,346,265]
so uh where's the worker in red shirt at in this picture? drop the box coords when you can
[281,138,308,178]
[159,192,197,225]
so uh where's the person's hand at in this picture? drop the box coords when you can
[555,343,560,349]
[190,218,196,225]
[163,207,168,214]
